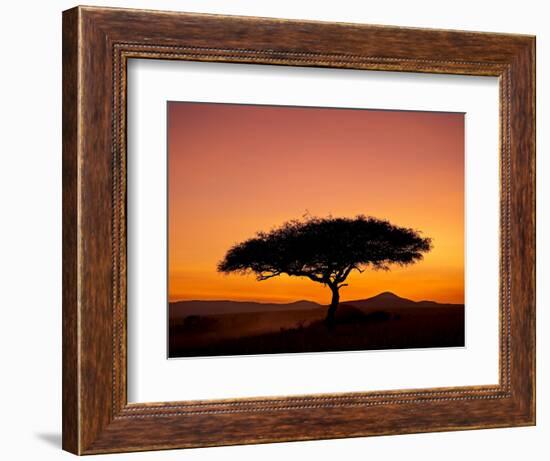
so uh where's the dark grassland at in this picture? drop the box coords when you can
[168,293,464,357]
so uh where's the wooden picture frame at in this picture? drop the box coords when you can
[62,5,536,455]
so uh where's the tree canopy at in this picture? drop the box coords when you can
[218,215,432,327]
[217,215,432,289]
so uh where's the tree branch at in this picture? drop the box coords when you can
[257,271,282,281]
[335,264,358,283]
[285,270,324,283]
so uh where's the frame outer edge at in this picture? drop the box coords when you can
[523,36,536,425]
[62,6,81,455]
[498,37,536,425]
[531,36,537,425]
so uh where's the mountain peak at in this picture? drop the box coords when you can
[369,291,405,300]
[346,292,416,309]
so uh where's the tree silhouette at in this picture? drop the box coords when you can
[218,215,432,327]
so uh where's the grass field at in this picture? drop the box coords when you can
[168,293,464,357]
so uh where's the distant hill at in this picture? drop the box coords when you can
[346,291,462,310]
[170,299,322,317]
[169,292,462,318]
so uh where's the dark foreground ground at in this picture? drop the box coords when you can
[168,292,465,357]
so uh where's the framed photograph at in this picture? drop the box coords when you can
[62,6,535,455]
[166,101,464,359]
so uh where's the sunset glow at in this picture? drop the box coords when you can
[168,102,464,304]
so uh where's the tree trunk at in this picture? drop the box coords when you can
[326,285,340,329]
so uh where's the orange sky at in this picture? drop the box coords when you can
[168,102,464,304]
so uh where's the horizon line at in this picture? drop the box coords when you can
[168,291,464,306]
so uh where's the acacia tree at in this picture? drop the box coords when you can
[218,215,432,327]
